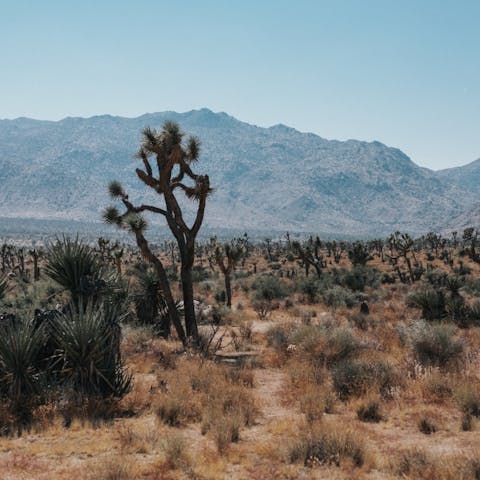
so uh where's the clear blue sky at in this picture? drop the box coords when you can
[1,0,478,169]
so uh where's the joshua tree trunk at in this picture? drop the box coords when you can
[225,273,232,308]
[134,229,186,342]
[180,264,197,338]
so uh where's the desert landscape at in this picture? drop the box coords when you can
[1,1,479,479]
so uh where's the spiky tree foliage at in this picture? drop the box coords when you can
[53,301,131,398]
[28,248,43,281]
[103,121,212,342]
[291,236,325,278]
[212,240,244,308]
[387,231,422,283]
[348,242,371,266]
[462,227,478,261]
[0,319,46,410]
[407,288,446,321]
[132,268,182,336]
[45,237,107,306]
[0,276,10,302]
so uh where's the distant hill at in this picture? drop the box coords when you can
[0,108,478,236]
[436,158,480,194]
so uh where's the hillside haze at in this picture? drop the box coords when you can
[0,108,477,236]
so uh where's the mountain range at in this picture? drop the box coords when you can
[0,108,478,237]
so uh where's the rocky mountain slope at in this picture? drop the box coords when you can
[0,109,477,236]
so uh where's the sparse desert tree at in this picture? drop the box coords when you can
[291,236,325,278]
[213,240,244,308]
[104,121,212,342]
[462,227,478,261]
[348,242,371,266]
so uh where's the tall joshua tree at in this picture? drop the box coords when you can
[103,121,212,342]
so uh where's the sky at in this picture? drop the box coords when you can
[0,0,479,170]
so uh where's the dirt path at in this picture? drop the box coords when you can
[252,368,291,425]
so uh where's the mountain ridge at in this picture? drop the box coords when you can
[0,108,478,236]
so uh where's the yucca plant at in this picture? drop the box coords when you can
[53,301,131,398]
[45,237,108,306]
[133,268,183,337]
[0,319,46,410]
[407,288,446,321]
[0,276,11,302]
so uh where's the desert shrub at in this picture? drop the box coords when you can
[266,324,290,351]
[349,312,374,330]
[356,399,382,423]
[0,276,11,302]
[214,289,226,304]
[118,425,160,454]
[284,297,294,308]
[211,413,243,453]
[467,301,480,327]
[289,423,365,468]
[191,266,210,283]
[252,299,274,320]
[132,268,164,326]
[156,393,189,427]
[53,301,131,398]
[292,325,361,368]
[251,275,288,301]
[88,455,137,480]
[418,416,437,434]
[380,272,396,284]
[341,266,380,292]
[332,357,399,400]
[422,371,453,400]
[161,432,190,470]
[455,384,480,418]
[298,277,320,303]
[317,327,361,367]
[461,412,473,431]
[395,448,430,477]
[0,318,46,407]
[322,286,356,309]
[299,386,334,424]
[201,383,256,452]
[446,296,470,328]
[411,322,463,368]
[45,236,109,305]
[407,288,446,321]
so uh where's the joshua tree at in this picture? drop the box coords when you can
[213,240,244,308]
[387,231,422,283]
[348,242,371,266]
[104,121,212,342]
[462,227,478,262]
[291,236,325,278]
[28,248,43,281]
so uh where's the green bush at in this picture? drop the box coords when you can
[251,275,288,301]
[322,286,356,310]
[0,319,46,409]
[342,266,380,292]
[332,358,399,400]
[53,301,131,398]
[298,276,320,303]
[407,288,446,321]
[411,322,463,368]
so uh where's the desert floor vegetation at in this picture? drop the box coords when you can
[0,229,480,478]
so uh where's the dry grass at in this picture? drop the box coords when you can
[1,247,480,478]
